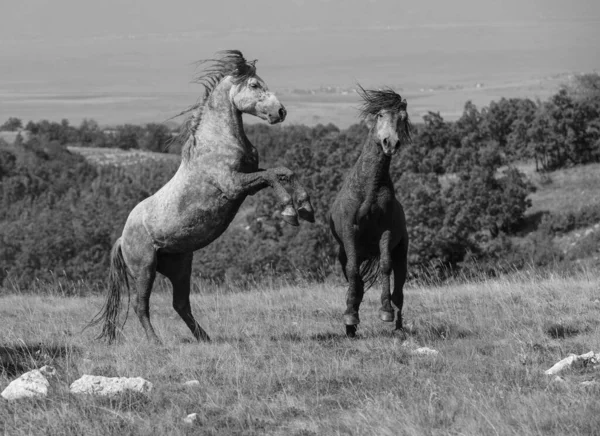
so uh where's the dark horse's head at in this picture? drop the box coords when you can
[357,85,412,156]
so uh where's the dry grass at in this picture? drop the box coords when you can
[521,162,600,217]
[2,271,600,435]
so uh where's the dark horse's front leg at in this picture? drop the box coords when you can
[233,168,314,226]
[340,225,363,338]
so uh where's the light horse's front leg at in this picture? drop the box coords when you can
[269,167,315,223]
[233,167,314,226]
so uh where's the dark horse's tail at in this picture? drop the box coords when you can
[86,238,130,343]
[329,213,380,290]
[359,256,380,291]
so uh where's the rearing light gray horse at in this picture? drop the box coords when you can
[89,50,314,343]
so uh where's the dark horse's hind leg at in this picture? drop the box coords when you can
[378,230,395,323]
[157,252,210,342]
[343,245,364,338]
[391,239,408,331]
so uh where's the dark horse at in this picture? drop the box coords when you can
[88,50,314,344]
[329,86,411,338]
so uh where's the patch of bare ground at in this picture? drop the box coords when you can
[67,146,180,167]
[1,270,600,435]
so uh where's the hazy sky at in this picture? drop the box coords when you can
[4,0,600,41]
[2,0,599,125]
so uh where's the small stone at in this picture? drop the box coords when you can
[400,339,419,349]
[184,380,200,387]
[70,375,153,397]
[183,413,198,424]
[1,369,50,400]
[580,380,599,388]
[412,347,439,356]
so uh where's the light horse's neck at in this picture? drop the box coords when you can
[184,79,251,165]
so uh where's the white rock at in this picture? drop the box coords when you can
[1,368,51,400]
[69,375,153,397]
[183,413,198,424]
[184,380,200,387]
[412,347,439,356]
[545,351,599,375]
[580,380,599,388]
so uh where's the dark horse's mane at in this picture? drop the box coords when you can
[173,50,258,161]
[356,85,412,140]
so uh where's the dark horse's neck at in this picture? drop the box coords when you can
[355,134,393,221]
[357,134,392,190]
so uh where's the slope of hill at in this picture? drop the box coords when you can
[1,271,599,435]
[523,162,600,217]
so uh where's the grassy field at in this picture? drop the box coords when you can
[520,162,600,217]
[2,271,600,435]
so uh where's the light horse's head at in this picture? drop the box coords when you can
[358,86,411,156]
[194,50,286,125]
[230,69,287,125]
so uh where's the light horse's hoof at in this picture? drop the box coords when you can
[379,310,394,322]
[282,206,299,226]
[346,325,357,338]
[297,200,315,223]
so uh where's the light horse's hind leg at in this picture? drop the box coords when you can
[121,224,161,344]
[157,252,210,342]
[378,230,395,323]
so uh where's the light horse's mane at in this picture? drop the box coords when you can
[356,85,413,141]
[174,50,258,161]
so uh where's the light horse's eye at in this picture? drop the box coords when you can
[249,81,260,89]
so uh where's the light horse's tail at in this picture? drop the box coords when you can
[86,238,130,343]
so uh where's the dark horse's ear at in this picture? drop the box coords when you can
[365,113,376,129]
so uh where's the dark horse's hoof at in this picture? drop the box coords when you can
[379,310,394,322]
[343,314,360,326]
[393,327,408,340]
[297,202,315,223]
[346,325,357,338]
[281,206,299,226]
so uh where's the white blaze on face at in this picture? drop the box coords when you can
[231,76,286,124]
[370,109,410,156]
[375,111,401,156]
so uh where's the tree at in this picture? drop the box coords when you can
[1,117,23,131]
[114,124,140,150]
[140,123,172,153]
[397,111,457,175]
